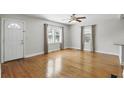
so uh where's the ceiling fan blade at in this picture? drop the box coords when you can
[77,17,86,19]
[76,19,82,22]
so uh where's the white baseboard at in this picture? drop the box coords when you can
[25,49,60,58]
[24,52,44,58]
[96,51,118,56]
[48,49,60,52]
[69,47,81,50]
[24,47,119,59]
[67,47,119,56]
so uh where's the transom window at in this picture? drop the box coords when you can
[8,23,21,29]
[47,25,62,44]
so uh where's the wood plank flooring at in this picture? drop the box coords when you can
[1,49,122,78]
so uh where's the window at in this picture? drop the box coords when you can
[48,28,54,43]
[48,25,62,44]
[8,23,21,29]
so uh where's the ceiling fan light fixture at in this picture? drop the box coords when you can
[68,14,86,24]
[70,20,78,24]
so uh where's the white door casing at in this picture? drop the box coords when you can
[4,19,24,62]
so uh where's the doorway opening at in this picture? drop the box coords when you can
[81,25,96,52]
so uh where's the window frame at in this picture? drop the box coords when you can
[47,25,62,44]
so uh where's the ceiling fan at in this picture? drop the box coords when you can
[68,14,86,23]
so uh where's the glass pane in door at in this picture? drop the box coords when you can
[83,26,92,51]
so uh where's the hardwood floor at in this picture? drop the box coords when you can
[1,49,122,78]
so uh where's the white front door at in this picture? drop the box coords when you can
[4,19,24,61]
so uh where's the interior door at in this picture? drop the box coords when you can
[4,19,24,61]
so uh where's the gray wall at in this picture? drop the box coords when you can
[0,19,1,61]
[1,14,124,61]
[69,14,124,55]
[0,14,70,58]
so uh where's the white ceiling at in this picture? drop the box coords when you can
[26,14,120,25]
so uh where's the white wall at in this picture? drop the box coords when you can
[0,14,70,60]
[69,14,124,55]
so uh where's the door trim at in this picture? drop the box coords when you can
[0,18,26,63]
